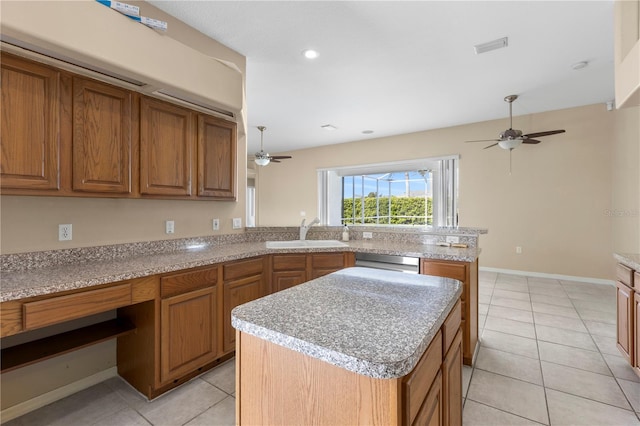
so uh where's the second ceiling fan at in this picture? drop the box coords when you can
[254,126,292,166]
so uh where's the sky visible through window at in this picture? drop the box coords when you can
[342,171,432,198]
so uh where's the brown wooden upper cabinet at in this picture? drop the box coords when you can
[72,77,133,194]
[197,115,236,199]
[140,97,194,197]
[1,53,64,191]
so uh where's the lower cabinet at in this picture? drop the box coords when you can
[442,330,463,426]
[271,252,355,293]
[421,258,478,365]
[160,286,217,384]
[616,279,634,363]
[634,289,640,377]
[414,371,443,426]
[222,257,266,353]
[615,263,639,379]
[310,253,349,279]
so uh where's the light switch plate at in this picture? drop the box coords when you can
[445,236,460,244]
[232,218,242,229]
[362,232,373,239]
[213,218,220,231]
[165,220,175,234]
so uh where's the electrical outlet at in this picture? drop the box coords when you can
[213,218,220,231]
[165,220,175,234]
[516,246,522,254]
[232,218,242,229]
[362,232,373,239]
[446,236,460,244]
[58,224,72,241]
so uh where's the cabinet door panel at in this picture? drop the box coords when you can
[616,281,633,362]
[197,115,236,199]
[140,97,193,196]
[223,276,263,353]
[443,330,463,426]
[413,371,443,426]
[273,270,307,293]
[73,78,131,193]
[160,287,217,383]
[634,291,640,377]
[1,54,60,190]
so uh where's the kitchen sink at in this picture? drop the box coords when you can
[266,240,348,249]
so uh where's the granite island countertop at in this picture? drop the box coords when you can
[232,267,462,379]
[0,240,480,302]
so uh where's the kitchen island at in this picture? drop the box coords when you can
[232,267,463,425]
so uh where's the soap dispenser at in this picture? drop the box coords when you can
[342,225,350,242]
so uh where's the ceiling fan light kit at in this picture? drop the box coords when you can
[254,126,293,166]
[465,94,566,173]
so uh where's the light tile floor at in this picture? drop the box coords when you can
[6,272,640,425]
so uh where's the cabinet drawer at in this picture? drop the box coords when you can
[442,300,462,355]
[403,330,442,425]
[635,272,640,290]
[161,267,218,298]
[311,253,345,269]
[272,254,306,271]
[421,260,467,282]
[224,257,264,281]
[616,263,634,287]
[23,284,131,330]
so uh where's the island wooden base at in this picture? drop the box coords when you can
[236,331,401,425]
[236,297,462,426]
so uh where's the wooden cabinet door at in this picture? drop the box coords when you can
[422,258,478,365]
[273,270,307,293]
[197,114,236,199]
[634,291,640,377]
[72,78,132,193]
[310,253,347,279]
[160,286,217,384]
[442,330,463,426]
[1,53,62,190]
[616,281,634,363]
[223,275,263,353]
[413,371,443,426]
[140,97,194,196]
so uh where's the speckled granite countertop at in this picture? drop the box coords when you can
[614,253,640,271]
[0,240,479,303]
[232,267,462,379]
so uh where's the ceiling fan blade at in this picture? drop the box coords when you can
[522,139,541,144]
[483,143,499,149]
[269,155,292,160]
[270,159,281,163]
[466,139,501,143]
[523,129,565,138]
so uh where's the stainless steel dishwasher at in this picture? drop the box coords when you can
[354,252,419,274]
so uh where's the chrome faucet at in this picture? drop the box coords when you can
[299,217,320,241]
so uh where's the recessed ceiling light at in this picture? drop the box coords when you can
[321,124,337,130]
[474,37,508,54]
[571,61,589,70]
[302,49,319,59]
[362,130,374,134]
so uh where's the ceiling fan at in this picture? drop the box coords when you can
[466,95,566,150]
[254,126,292,166]
[466,94,566,172]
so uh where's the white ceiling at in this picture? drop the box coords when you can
[148,1,614,155]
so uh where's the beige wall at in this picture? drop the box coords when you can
[257,104,622,280]
[0,1,248,254]
[612,106,640,254]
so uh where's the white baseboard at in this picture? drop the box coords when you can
[479,266,615,286]
[1,367,118,423]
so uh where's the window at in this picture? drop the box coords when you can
[341,171,433,225]
[318,156,458,227]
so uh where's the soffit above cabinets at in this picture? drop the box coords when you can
[0,1,242,118]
